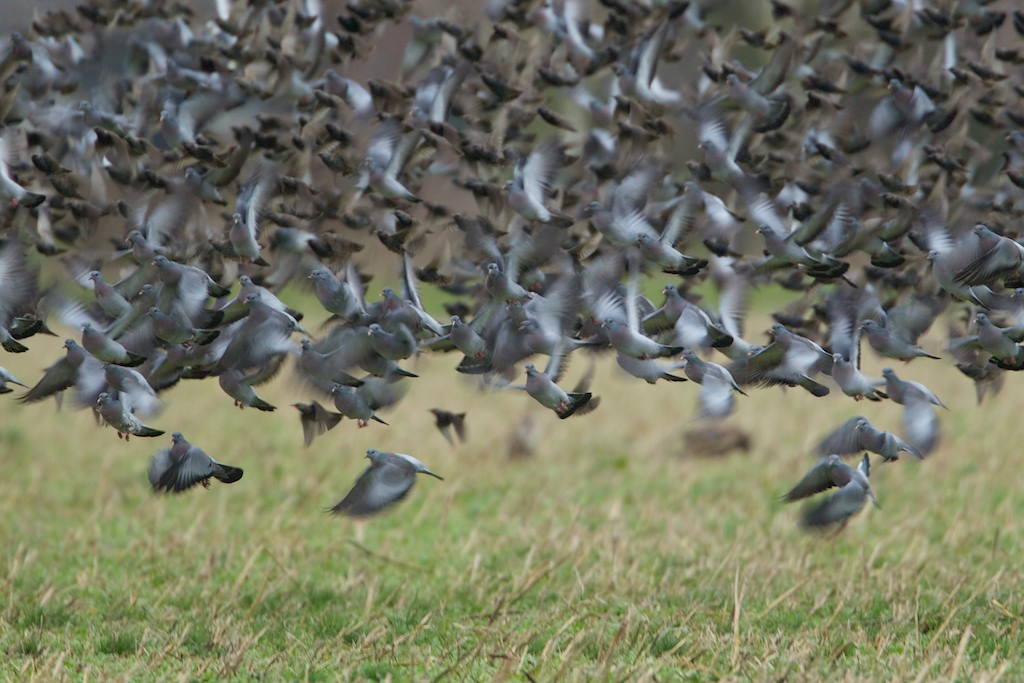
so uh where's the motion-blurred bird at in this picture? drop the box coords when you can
[149,432,244,493]
[430,408,467,445]
[330,449,443,517]
[784,454,879,532]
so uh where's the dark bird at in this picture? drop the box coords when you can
[293,400,343,447]
[430,408,467,445]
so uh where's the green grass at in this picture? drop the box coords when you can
[1,299,1023,681]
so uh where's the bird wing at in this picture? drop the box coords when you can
[783,458,846,502]
[698,373,734,420]
[157,446,216,492]
[800,481,868,529]
[148,449,173,489]
[520,136,561,204]
[717,272,749,340]
[331,462,415,517]
[901,394,939,456]
[727,343,784,386]
[815,416,865,456]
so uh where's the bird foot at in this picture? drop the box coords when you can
[202,479,211,489]
[117,432,123,440]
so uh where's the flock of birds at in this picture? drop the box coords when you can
[1,0,1023,530]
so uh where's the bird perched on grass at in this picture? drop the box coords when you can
[330,449,443,517]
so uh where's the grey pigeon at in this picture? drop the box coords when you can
[294,338,364,394]
[19,340,88,403]
[784,454,879,532]
[219,369,277,411]
[636,233,707,275]
[964,313,1024,368]
[228,211,270,267]
[82,323,146,367]
[149,432,243,493]
[308,267,365,321]
[148,307,220,346]
[96,392,164,440]
[88,271,130,319]
[485,262,529,302]
[506,136,572,226]
[861,320,939,362]
[330,384,389,427]
[0,240,40,353]
[682,350,746,419]
[523,362,597,419]
[615,352,687,384]
[882,368,944,456]
[330,449,443,517]
[367,323,416,361]
[953,224,1024,287]
[728,323,832,397]
[603,318,682,359]
[831,353,887,402]
[816,416,921,462]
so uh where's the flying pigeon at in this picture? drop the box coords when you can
[816,416,922,461]
[783,454,879,532]
[149,432,244,493]
[330,449,443,517]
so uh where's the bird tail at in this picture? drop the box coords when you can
[136,426,165,437]
[548,213,575,229]
[371,414,389,425]
[121,352,147,367]
[797,375,830,397]
[193,329,221,346]
[456,356,492,375]
[213,463,244,484]
[251,397,277,412]
[2,338,28,353]
[206,280,231,298]
[196,309,225,328]
[661,372,687,382]
[20,192,46,208]
[558,392,597,419]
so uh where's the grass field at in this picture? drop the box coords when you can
[1,290,1022,681]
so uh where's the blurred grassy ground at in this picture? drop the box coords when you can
[0,285,1022,681]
